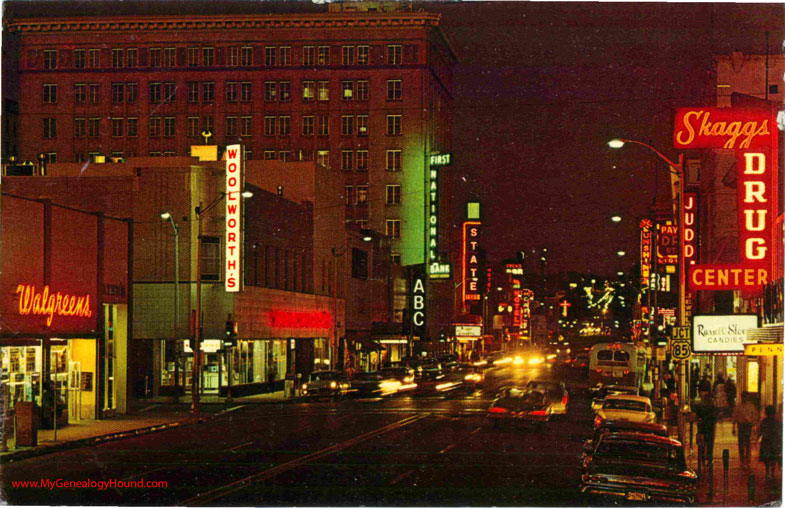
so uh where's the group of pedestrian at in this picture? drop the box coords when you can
[693,371,782,479]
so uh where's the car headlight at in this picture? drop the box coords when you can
[330,381,337,389]
[302,383,308,390]
[403,376,413,383]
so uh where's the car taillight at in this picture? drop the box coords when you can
[594,415,603,427]
[623,369,630,375]
[530,410,547,416]
[561,395,568,406]
[489,406,508,414]
[596,368,602,373]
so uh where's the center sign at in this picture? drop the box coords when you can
[674,108,778,293]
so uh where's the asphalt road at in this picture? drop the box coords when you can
[2,364,599,506]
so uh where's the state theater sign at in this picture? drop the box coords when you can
[674,107,778,293]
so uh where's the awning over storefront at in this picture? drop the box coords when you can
[746,324,784,343]
[374,336,409,345]
[347,332,382,352]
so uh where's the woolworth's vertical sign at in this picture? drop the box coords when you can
[225,144,242,292]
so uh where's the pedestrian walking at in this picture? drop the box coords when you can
[725,376,737,412]
[694,390,718,467]
[732,391,759,465]
[758,405,782,479]
[713,382,728,417]
[698,373,712,394]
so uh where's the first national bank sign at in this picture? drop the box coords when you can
[674,108,778,293]
[225,144,242,292]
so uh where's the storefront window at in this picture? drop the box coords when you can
[747,360,759,393]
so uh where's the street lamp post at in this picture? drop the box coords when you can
[160,212,180,399]
[609,138,686,439]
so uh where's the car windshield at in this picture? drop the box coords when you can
[603,399,648,412]
[503,389,544,404]
[598,386,637,398]
[596,440,684,466]
[310,371,339,381]
[354,372,382,381]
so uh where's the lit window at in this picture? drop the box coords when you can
[357,185,368,204]
[342,81,354,100]
[265,82,277,101]
[357,45,370,65]
[317,46,330,65]
[357,115,369,136]
[317,81,329,101]
[316,150,329,167]
[303,81,314,101]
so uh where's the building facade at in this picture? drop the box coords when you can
[3,3,457,273]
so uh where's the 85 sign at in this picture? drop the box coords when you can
[671,340,692,360]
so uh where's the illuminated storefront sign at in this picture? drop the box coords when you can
[429,153,452,166]
[744,343,783,356]
[462,221,481,302]
[411,265,427,337]
[640,219,653,288]
[676,108,778,292]
[225,144,242,292]
[15,284,93,327]
[683,192,698,266]
[455,325,482,337]
[428,154,451,279]
[265,310,332,329]
[692,314,758,354]
[505,263,523,275]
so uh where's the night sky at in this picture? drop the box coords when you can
[431,2,783,276]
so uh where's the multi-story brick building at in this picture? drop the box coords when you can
[3,1,457,275]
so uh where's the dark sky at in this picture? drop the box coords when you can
[430,2,784,276]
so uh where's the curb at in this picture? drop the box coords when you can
[1,419,186,464]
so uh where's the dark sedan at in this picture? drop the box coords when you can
[487,387,553,429]
[349,371,401,398]
[580,432,697,505]
[581,420,669,462]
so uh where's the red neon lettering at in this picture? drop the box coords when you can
[16,285,93,327]
[227,204,238,215]
[227,148,239,159]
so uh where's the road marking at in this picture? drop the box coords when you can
[137,405,160,413]
[388,469,415,485]
[227,441,254,452]
[439,444,455,454]
[471,426,482,434]
[181,413,429,506]
[217,405,246,416]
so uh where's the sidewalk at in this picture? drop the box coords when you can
[1,390,293,463]
[684,419,782,506]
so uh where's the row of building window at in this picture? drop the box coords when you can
[41,44,404,70]
[345,184,402,206]
[44,79,403,105]
[43,115,403,139]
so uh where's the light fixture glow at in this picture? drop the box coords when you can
[617,250,626,257]
[608,139,625,149]
[611,215,622,223]
[160,211,172,220]
[241,190,254,199]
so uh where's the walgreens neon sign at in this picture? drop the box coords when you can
[16,284,93,327]
[266,310,332,329]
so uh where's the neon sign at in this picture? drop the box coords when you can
[462,221,481,302]
[225,144,242,292]
[640,219,653,288]
[678,108,778,292]
[683,193,698,266]
[411,265,426,337]
[266,310,332,329]
[16,284,93,327]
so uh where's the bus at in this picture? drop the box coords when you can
[588,342,647,392]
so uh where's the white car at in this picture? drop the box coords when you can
[594,394,656,427]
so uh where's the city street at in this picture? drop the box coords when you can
[3,366,596,506]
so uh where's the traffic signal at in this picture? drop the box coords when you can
[224,320,237,348]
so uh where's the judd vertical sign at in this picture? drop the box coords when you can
[674,108,778,293]
[225,144,242,292]
[683,192,698,267]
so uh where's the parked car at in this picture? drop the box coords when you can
[580,431,697,505]
[581,420,669,462]
[460,365,486,389]
[349,371,401,397]
[526,380,569,415]
[594,394,656,427]
[302,370,350,398]
[437,354,459,372]
[380,366,415,385]
[487,386,553,429]
[416,358,445,380]
[591,385,640,411]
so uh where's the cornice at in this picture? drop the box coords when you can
[5,12,441,34]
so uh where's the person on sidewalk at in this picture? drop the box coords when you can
[732,391,759,466]
[698,373,712,394]
[725,376,737,413]
[713,381,728,418]
[758,404,782,479]
[694,390,717,467]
